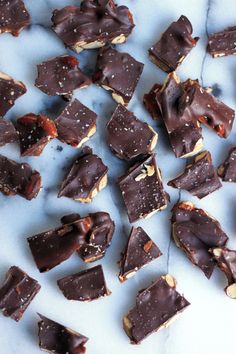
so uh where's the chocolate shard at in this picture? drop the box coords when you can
[208,26,236,58]
[55,99,97,148]
[58,147,108,203]
[0,0,30,37]
[0,72,26,116]
[118,154,169,223]
[171,202,228,278]
[51,0,134,53]
[38,314,88,354]
[0,154,41,200]
[119,227,162,282]
[58,265,110,301]
[93,46,144,106]
[168,151,222,199]
[149,15,199,73]
[143,83,162,121]
[16,113,58,156]
[61,213,81,225]
[106,104,158,160]
[0,119,18,147]
[123,274,190,344]
[0,266,41,321]
[211,247,236,299]
[218,147,236,182]
[35,55,91,98]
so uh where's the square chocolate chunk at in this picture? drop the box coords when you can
[0,0,30,36]
[208,26,236,58]
[118,154,168,223]
[218,147,236,182]
[0,119,18,147]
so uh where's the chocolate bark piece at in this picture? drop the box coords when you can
[58,147,108,203]
[218,147,236,182]
[0,266,41,321]
[149,16,199,73]
[208,26,236,58]
[93,46,144,106]
[143,84,162,120]
[38,314,88,354]
[0,0,30,37]
[211,247,236,299]
[119,227,162,282]
[58,265,110,301]
[16,113,57,156]
[118,154,168,223]
[0,154,41,200]
[168,151,222,199]
[0,119,18,147]
[0,72,26,116]
[171,202,228,278]
[55,99,97,148]
[51,0,134,53]
[123,274,190,344]
[35,55,91,98]
[106,105,157,160]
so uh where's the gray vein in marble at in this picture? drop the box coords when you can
[200,0,212,86]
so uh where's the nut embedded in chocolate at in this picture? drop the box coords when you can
[93,46,144,106]
[119,227,162,282]
[123,274,190,344]
[0,266,41,321]
[208,26,236,58]
[51,0,134,53]
[143,83,162,121]
[58,265,110,301]
[168,151,222,199]
[0,0,30,37]
[149,15,199,73]
[55,99,97,148]
[107,104,158,160]
[218,147,236,182]
[0,119,18,147]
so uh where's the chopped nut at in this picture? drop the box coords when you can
[143,240,153,253]
[226,283,236,299]
[162,274,176,288]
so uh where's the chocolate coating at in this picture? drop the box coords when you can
[107,104,157,160]
[0,0,30,36]
[143,83,162,121]
[218,147,236,182]
[208,26,236,58]
[0,72,26,116]
[149,15,199,72]
[0,266,41,321]
[0,119,18,147]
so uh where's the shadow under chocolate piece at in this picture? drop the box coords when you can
[58,265,110,301]
[0,119,18,147]
[55,99,97,148]
[218,147,236,182]
[16,113,57,156]
[0,154,41,200]
[168,151,222,199]
[51,0,134,53]
[143,83,162,121]
[0,266,41,321]
[58,147,108,203]
[0,72,26,117]
[123,274,190,344]
[35,55,91,98]
[119,227,162,282]
[93,46,144,106]
[171,202,228,279]
[38,314,88,354]
[118,154,168,223]
[149,15,199,73]
[107,104,157,160]
[0,0,30,37]
[208,26,236,58]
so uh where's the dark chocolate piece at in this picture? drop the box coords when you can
[0,0,30,36]
[55,99,97,148]
[35,55,91,98]
[149,15,199,73]
[93,46,144,106]
[123,274,190,344]
[171,202,228,278]
[0,119,18,147]
[58,147,108,203]
[0,266,41,321]
[168,151,222,199]
[143,83,162,120]
[118,154,168,223]
[208,26,236,58]
[51,0,134,53]
[38,314,88,354]
[106,104,157,160]
[16,113,57,156]
[119,227,162,282]
[218,147,236,182]
[0,72,26,116]
[58,265,110,301]
[0,154,41,200]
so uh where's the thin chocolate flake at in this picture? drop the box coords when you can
[0,119,18,147]
[0,0,30,36]
[218,147,236,182]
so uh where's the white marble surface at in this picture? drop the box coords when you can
[0,0,236,353]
